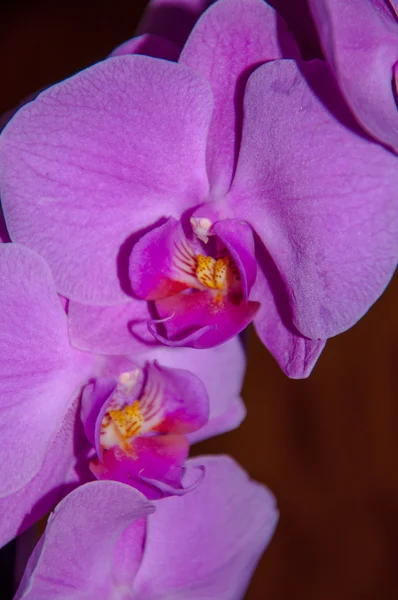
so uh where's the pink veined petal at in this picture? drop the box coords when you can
[0,244,93,497]
[310,0,398,153]
[143,361,209,434]
[14,481,154,600]
[91,434,191,500]
[252,260,326,379]
[132,455,278,600]
[129,217,197,300]
[0,56,213,304]
[113,518,147,594]
[138,0,214,48]
[179,0,296,194]
[188,394,246,443]
[68,298,155,356]
[81,378,118,451]
[211,219,257,300]
[230,59,398,340]
[14,457,276,600]
[0,398,90,548]
[153,288,260,348]
[110,33,181,61]
[138,338,246,444]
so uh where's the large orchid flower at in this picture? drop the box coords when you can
[14,456,278,600]
[1,0,397,380]
[0,243,245,548]
[310,0,398,153]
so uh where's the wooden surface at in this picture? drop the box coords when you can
[1,2,397,598]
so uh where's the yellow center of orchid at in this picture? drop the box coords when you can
[108,401,144,443]
[100,369,164,452]
[196,254,231,291]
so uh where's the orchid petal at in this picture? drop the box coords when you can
[253,265,326,379]
[154,289,260,348]
[179,0,294,193]
[68,298,155,356]
[142,361,209,434]
[14,481,153,600]
[230,59,398,340]
[113,518,147,595]
[81,378,118,450]
[91,435,190,500]
[110,33,180,61]
[211,219,257,300]
[0,245,92,496]
[133,455,278,599]
[15,457,276,600]
[129,217,197,300]
[137,338,246,443]
[0,56,212,304]
[188,395,246,443]
[0,399,89,548]
[310,0,398,152]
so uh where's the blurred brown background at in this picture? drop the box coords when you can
[1,1,397,598]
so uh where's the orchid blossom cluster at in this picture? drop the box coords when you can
[0,0,397,598]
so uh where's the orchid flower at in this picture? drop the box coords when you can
[0,243,245,548]
[14,456,278,600]
[310,0,398,154]
[1,0,396,381]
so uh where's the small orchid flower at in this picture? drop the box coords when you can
[0,243,246,547]
[1,0,396,379]
[14,456,278,600]
[310,0,398,153]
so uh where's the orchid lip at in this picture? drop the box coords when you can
[147,314,216,347]
[129,216,258,349]
[139,464,205,498]
[82,360,210,497]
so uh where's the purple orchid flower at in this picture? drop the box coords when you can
[310,0,398,153]
[0,243,245,547]
[14,456,278,600]
[1,0,397,380]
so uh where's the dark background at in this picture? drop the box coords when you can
[1,1,397,598]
